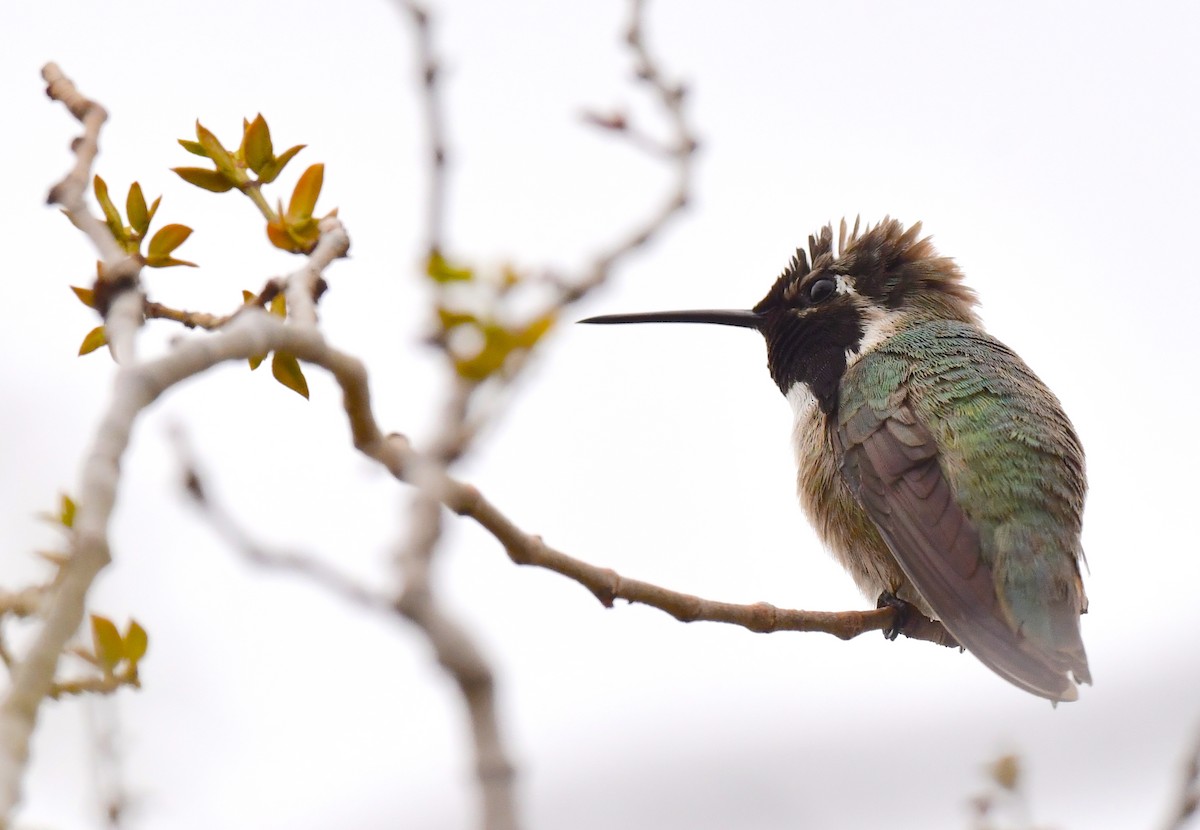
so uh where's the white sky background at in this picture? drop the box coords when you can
[3,1,1200,828]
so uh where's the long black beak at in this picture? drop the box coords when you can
[578,309,763,330]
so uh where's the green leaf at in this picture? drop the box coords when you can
[244,114,273,175]
[71,285,96,308]
[178,138,208,157]
[147,224,193,259]
[173,167,236,193]
[426,251,474,283]
[257,143,305,184]
[271,352,309,398]
[126,182,149,236]
[195,121,238,178]
[92,176,127,243]
[78,325,107,356]
[287,164,324,222]
[123,620,148,665]
[91,615,124,673]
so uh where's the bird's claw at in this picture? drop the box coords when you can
[877,591,914,641]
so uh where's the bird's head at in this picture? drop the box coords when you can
[581,218,979,412]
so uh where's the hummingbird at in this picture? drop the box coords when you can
[581,218,1090,702]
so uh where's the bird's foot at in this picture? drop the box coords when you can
[876,591,913,641]
[876,591,960,649]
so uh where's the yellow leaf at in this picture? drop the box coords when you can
[265,219,297,252]
[177,138,208,157]
[78,325,107,356]
[284,217,320,253]
[271,352,309,398]
[92,175,126,244]
[426,251,473,283]
[287,164,324,222]
[248,353,266,371]
[269,293,286,318]
[195,121,238,178]
[145,195,162,228]
[513,312,557,349]
[70,285,95,308]
[123,620,149,665]
[144,255,198,269]
[91,615,124,673]
[241,290,256,304]
[126,182,149,236]
[147,224,193,259]
[173,167,236,193]
[436,307,476,330]
[257,143,305,184]
[244,114,273,175]
[454,324,512,381]
[59,493,76,529]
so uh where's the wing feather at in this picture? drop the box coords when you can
[839,399,1080,701]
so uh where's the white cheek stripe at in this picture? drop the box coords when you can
[834,275,903,367]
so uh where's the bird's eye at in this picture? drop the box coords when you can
[806,277,837,304]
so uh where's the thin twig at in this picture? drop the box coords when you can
[176,422,517,830]
[0,589,45,620]
[143,302,230,331]
[42,64,119,264]
[401,1,449,258]
[85,699,131,829]
[1163,725,1200,830]
[564,0,697,304]
[174,432,393,615]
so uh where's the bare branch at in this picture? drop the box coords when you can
[143,302,230,331]
[173,433,393,615]
[388,7,522,825]
[0,589,45,620]
[42,63,143,364]
[0,211,348,821]
[42,63,119,264]
[400,1,449,258]
[49,674,137,701]
[1163,726,1200,830]
[565,0,697,304]
[440,480,953,645]
[395,485,518,830]
[175,421,517,830]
